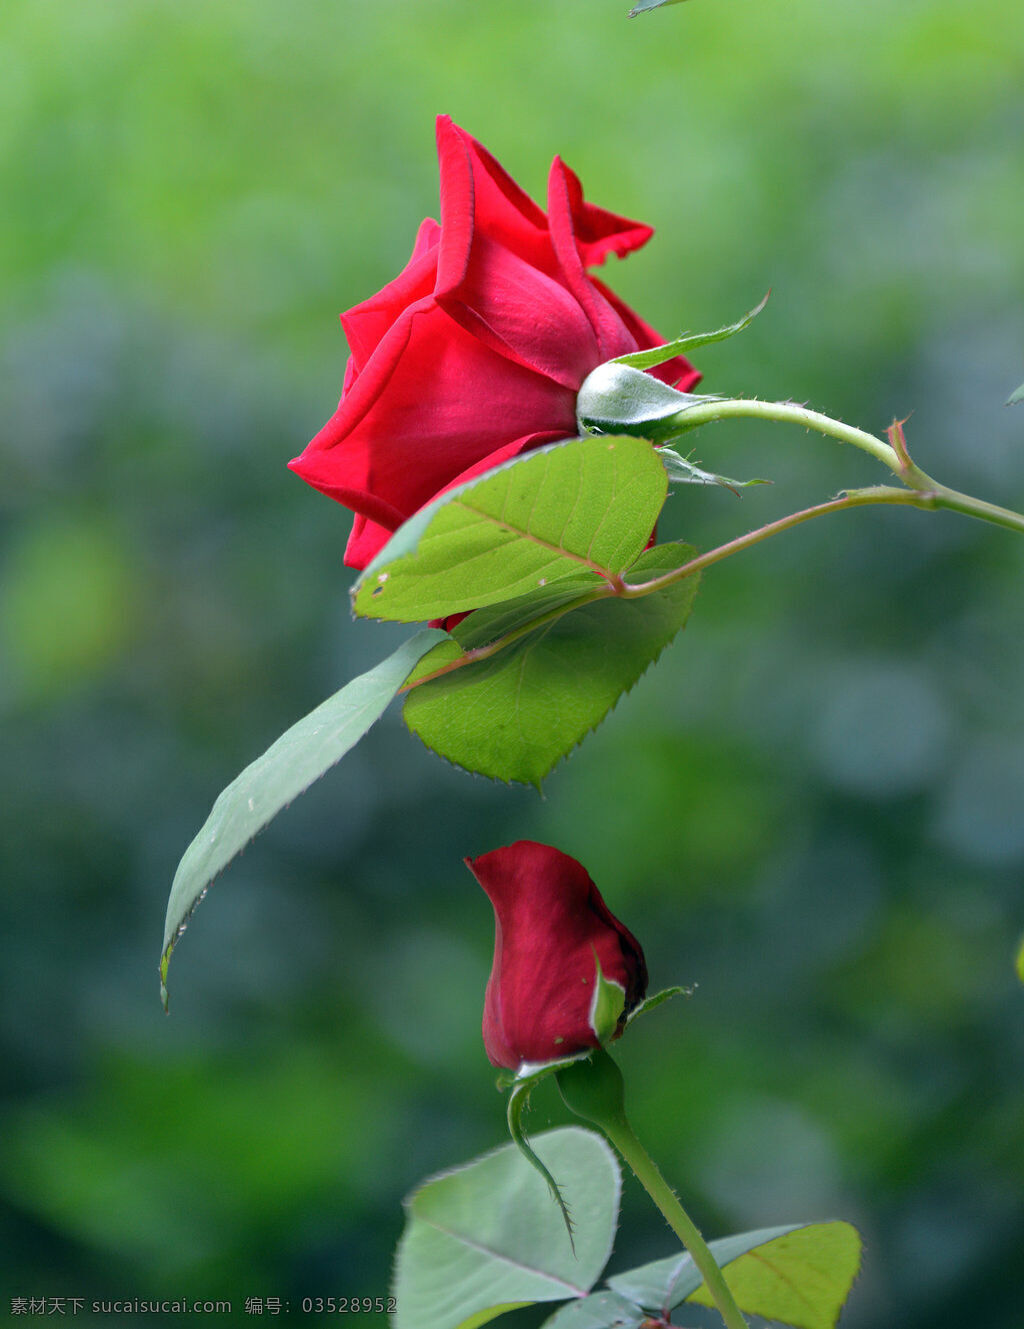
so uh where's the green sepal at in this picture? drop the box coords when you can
[576,362,718,442]
[628,0,690,13]
[625,983,693,1026]
[1007,380,1024,406]
[506,1055,590,1244]
[658,445,771,494]
[588,954,626,1045]
[610,293,770,371]
[555,1050,629,1136]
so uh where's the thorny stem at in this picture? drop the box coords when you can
[619,486,921,597]
[602,1114,750,1329]
[400,404,1024,694]
[665,396,902,470]
[667,397,1024,533]
[556,1051,748,1329]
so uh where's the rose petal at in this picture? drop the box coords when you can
[547,158,639,363]
[340,218,441,373]
[467,841,648,1069]
[290,304,577,529]
[593,277,703,391]
[553,155,655,268]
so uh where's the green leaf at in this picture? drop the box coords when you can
[1015,932,1024,983]
[1007,380,1024,406]
[160,629,445,1007]
[659,445,771,493]
[402,543,701,785]
[540,1291,647,1328]
[352,435,668,623]
[607,1221,862,1328]
[391,1127,621,1329]
[453,573,608,649]
[611,293,769,369]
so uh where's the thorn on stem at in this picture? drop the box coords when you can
[887,416,914,472]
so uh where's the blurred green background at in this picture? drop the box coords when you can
[2,0,1023,1325]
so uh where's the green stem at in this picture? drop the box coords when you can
[910,476,1024,534]
[602,1114,749,1329]
[666,396,1024,535]
[667,397,903,471]
[401,405,1024,694]
[556,1051,748,1329]
[620,486,916,598]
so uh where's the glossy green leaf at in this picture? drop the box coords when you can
[454,573,606,649]
[352,435,667,622]
[607,1221,862,1328]
[402,543,701,785]
[160,629,445,1006]
[612,293,770,370]
[392,1127,620,1329]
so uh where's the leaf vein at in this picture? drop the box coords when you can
[419,1219,588,1297]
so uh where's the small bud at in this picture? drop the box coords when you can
[467,842,648,1070]
[576,362,714,441]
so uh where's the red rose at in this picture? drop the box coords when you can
[290,115,699,571]
[466,840,648,1070]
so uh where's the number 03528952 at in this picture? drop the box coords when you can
[301,1297,397,1314]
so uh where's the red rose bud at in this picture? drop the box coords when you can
[290,115,699,573]
[466,841,648,1070]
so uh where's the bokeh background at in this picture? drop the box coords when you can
[2,0,1023,1325]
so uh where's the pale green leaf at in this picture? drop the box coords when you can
[402,544,700,785]
[541,1290,647,1328]
[608,1221,862,1328]
[1007,380,1024,406]
[612,293,770,369]
[160,629,445,1006]
[352,435,667,622]
[392,1127,620,1329]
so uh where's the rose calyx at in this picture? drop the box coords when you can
[576,360,718,441]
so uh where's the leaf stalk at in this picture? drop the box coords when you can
[401,404,1024,694]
